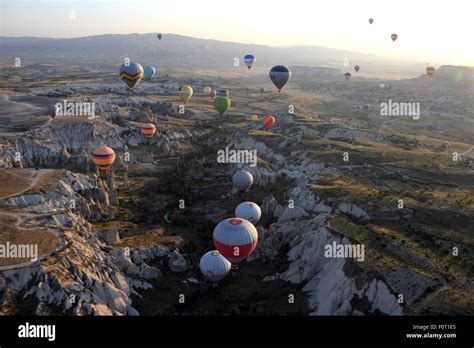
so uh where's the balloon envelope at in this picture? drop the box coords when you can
[119,62,144,90]
[235,202,262,224]
[426,66,435,76]
[92,146,115,172]
[218,89,229,97]
[391,34,398,42]
[354,65,360,72]
[209,90,217,99]
[141,123,156,138]
[269,65,291,92]
[143,66,156,80]
[213,96,231,115]
[369,18,374,24]
[203,86,212,95]
[157,33,162,40]
[232,171,253,191]
[178,85,193,103]
[213,218,258,264]
[344,72,352,81]
[200,250,231,283]
[244,54,256,70]
[262,115,276,129]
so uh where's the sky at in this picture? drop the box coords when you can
[1,0,473,66]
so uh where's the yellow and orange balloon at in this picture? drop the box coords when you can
[92,146,116,172]
[141,123,156,138]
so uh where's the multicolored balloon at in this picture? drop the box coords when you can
[200,250,232,283]
[213,96,231,115]
[269,65,291,92]
[178,85,193,103]
[143,66,156,80]
[213,218,258,264]
[119,62,144,90]
[235,202,261,224]
[141,123,156,138]
[244,54,256,70]
[92,146,116,172]
[262,115,276,129]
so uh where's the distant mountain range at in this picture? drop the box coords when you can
[0,33,412,69]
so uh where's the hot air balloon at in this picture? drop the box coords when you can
[209,90,217,99]
[143,66,156,80]
[178,85,193,103]
[232,171,253,192]
[369,18,374,24]
[213,218,258,264]
[141,123,156,138]
[157,33,162,40]
[244,54,256,70]
[235,202,261,224]
[260,87,266,94]
[354,65,360,72]
[213,96,231,115]
[47,103,59,119]
[218,89,229,97]
[250,114,258,122]
[203,86,211,95]
[391,34,398,42]
[92,146,116,172]
[269,65,291,92]
[199,250,231,283]
[426,66,435,76]
[262,115,276,129]
[119,62,144,90]
[344,72,352,81]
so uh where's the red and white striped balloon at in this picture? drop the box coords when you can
[213,218,258,264]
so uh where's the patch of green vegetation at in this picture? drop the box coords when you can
[329,216,372,244]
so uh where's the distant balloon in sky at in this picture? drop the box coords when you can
[143,66,156,80]
[213,218,258,264]
[199,250,231,284]
[391,33,398,42]
[344,72,352,81]
[244,54,256,70]
[178,85,193,103]
[354,65,360,72]
[141,123,156,138]
[260,87,266,94]
[269,65,291,92]
[232,171,253,192]
[369,18,374,24]
[262,115,276,129]
[213,96,231,115]
[203,86,212,95]
[209,90,217,99]
[157,33,162,40]
[119,62,144,90]
[426,66,435,76]
[235,202,262,224]
[92,146,116,172]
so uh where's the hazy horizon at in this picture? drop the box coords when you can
[1,0,473,67]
